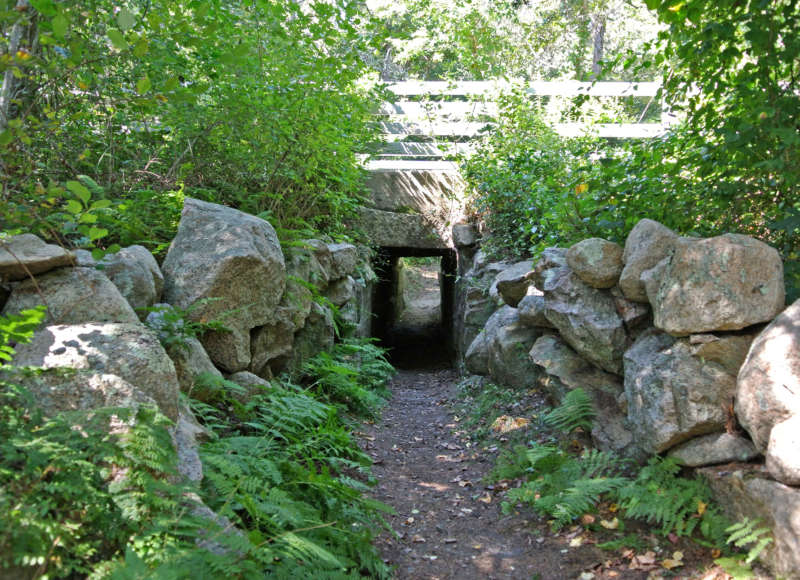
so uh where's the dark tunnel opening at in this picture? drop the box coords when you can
[371,247,457,369]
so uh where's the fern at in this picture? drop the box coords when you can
[544,387,595,433]
[504,445,625,530]
[725,518,773,565]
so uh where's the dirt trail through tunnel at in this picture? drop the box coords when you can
[359,367,628,580]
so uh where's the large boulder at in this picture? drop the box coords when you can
[648,234,784,336]
[161,198,286,373]
[623,329,738,453]
[0,233,74,281]
[454,256,508,364]
[619,219,678,302]
[700,466,800,579]
[452,223,479,247]
[2,267,139,324]
[765,416,800,485]
[566,238,623,289]
[530,335,633,455]
[541,264,627,374]
[99,245,164,317]
[688,332,756,376]
[325,276,356,307]
[667,432,759,467]
[464,306,517,376]
[490,260,534,307]
[10,323,180,420]
[736,299,800,451]
[486,308,546,389]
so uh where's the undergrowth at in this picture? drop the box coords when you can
[0,309,395,578]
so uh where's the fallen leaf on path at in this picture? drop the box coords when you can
[478,493,492,504]
[629,551,658,571]
[444,538,457,544]
[472,544,483,550]
[490,415,530,434]
[600,517,619,530]
[412,535,426,543]
[581,514,596,526]
[569,536,585,547]
[661,551,684,570]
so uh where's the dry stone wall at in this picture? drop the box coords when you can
[453,218,800,578]
[0,197,376,539]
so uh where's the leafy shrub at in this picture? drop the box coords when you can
[543,388,595,434]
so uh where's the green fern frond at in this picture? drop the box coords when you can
[544,388,595,433]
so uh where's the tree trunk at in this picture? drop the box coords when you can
[0,0,34,133]
[591,13,606,79]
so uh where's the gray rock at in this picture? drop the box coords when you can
[491,260,535,307]
[619,219,678,302]
[99,245,164,317]
[325,276,356,307]
[248,313,295,378]
[227,371,273,401]
[284,302,335,376]
[327,243,359,280]
[165,336,223,396]
[517,294,554,329]
[303,239,334,287]
[530,335,633,455]
[339,276,373,338]
[566,238,624,289]
[355,207,453,250]
[11,323,180,420]
[610,286,651,338]
[736,299,800,451]
[0,233,74,281]
[464,306,517,376]
[452,223,479,247]
[73,249,96,267]
[162,198,286,372]
[766,416,800,485]
[170,405,207,483]
[486,309,546,389]
[2,267,139,324]
[542,265,627,374]
[623,329,737,453]
[650,234,784,336]
[688,332,756,377]
[531,247,568,290]
[700,466,800,579]
[667,432,759,467]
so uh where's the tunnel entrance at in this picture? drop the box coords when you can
[372,247,456,369]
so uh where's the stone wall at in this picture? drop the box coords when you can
[453,218,800,578]
[0,197,376,519]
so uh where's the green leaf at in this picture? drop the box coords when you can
[117,8,136,31]
[133,37,149,58]
[66,180,91,205]
[0,130,13,147]
[90,199,112,210]
[163,77,180,91]
[52,13,68,39]
[65,199,83,214]
[78,213,98,224]
[107,29,128,51]
[136,75,152,95]
[88,227,108,242]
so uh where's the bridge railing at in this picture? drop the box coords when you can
[368,80,671,168]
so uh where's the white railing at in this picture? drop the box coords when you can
[367,80,671,170]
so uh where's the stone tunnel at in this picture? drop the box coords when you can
[358,160,467,366]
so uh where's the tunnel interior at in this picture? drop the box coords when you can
[371,247,457,369]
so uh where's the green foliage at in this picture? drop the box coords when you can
[503,445,627,530]
[301,338,394,418]
[0,388,192,579]
[543,388,595,434]
[142,302,230,351]
[455,378,520,441]
[1,0,385,251]
[714,518,773,576]
[0,306,45,362]
[0,304,395,578]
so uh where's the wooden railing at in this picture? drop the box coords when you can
[367,80,671,169]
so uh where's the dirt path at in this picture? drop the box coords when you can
[360,368,638,580]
